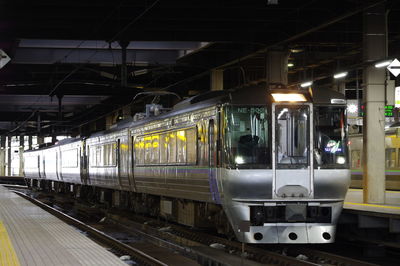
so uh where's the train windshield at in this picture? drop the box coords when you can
[314,106,348,168]
[224,105,270,168]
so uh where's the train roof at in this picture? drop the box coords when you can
[172,85,269,110]
[84,86,347,136]
[24,136,83,152]
[27,85,347,151]
[311,87,346,105]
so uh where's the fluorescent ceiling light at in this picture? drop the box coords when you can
[272,93,307,102]
[133,69,148,76]
[333,72,348,79]
[300,81,313,88]
[375,60,392,68]
[290,48,303,53]
[287,63,294,67]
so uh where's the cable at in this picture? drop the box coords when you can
[56,1,126,63]
[8,111,37,133]
[108,0,161,43]
[130,91,181,105]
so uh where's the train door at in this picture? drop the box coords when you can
[38,154,41,179]
[80,140,88,185]
[41,154,46,179]
[272,103,314,199]
[129,135,137,191]
[208,119,221,203]
[56,151,60,180]
[116,139,122,187]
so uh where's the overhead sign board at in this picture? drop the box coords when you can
[0,49,11,69]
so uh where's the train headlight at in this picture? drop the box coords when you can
[271,93,306,102]
[235,156,244,164]
[336,156,346,164]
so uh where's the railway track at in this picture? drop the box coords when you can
[105,210,379,266]
[14,189,381,266]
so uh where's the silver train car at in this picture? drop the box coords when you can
[24,86,350,244]
[349,126,400,190]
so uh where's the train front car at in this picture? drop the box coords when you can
[219,88,350,243]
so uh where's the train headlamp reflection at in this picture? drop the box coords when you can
[336,156,346,164]
[235,156,244,164]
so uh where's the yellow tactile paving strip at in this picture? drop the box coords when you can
[0,221,20,266]
[344,189,400,215]
[344,201,400,210]
[0,185,126,266]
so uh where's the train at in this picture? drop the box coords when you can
[23,85,350,244]
[349,125,400,190]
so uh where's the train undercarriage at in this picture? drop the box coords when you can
[26,179,234,237]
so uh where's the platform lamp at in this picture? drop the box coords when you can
[300,81,313,88]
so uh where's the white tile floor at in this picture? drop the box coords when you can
[0,185,126,266]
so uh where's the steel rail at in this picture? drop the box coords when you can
[290,247,379,266]
[107,211,381,266]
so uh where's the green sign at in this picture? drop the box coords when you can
[360,105,394,117]
[385,105,394,117]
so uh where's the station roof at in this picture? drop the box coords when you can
[0,0,399,135]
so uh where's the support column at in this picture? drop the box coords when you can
[57,94,63,122]
[333,81,346,94]
[362,3,387,204]
[7,136,11,176]
[119,40,129,88]
[122,105,131,119]
[210,69,223,91]
[37,136,44,147]
[28,136,32,150]
[266,49,289,89]
[37,112,41,134]
[105,113,114,129]
[0,136,6,176]
[19,136,24,176]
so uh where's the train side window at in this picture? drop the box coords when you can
[160,133,168,164]
[386,148,396,168]
[89,145,95,166]
[96,145,103,166]
[151,135,160,164]
[351,150,361,168]
[197,122,208,166]
[168,132,177,163]
[104,143,110,166]
[186,128,197,164]
[177,130,187,163]
[134,136,145,165]
[108,143,117,166]
[61,148,78,168]
[103,143,108,166]
[144,135,152,164]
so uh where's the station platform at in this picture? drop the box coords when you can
[344,188,400,216]
[0,185,125,266]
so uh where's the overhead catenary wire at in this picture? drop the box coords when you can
[9,1,162,135]
[107,0,161,44]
